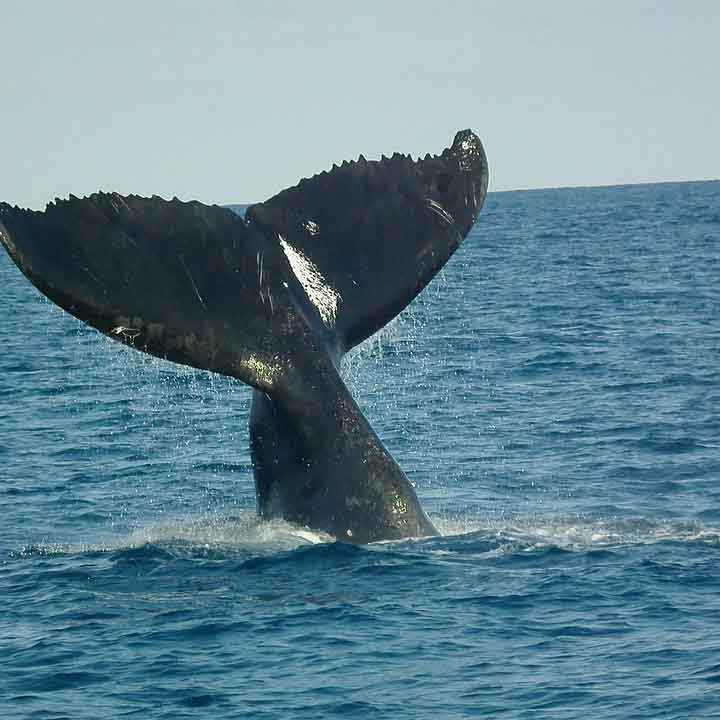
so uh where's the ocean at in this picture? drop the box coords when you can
[1,181,719,718]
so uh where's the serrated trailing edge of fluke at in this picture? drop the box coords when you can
[291,129,487,191]
[39,191,227,215]
[1,130,487,216]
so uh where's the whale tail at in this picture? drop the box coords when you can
[0,130,488,542]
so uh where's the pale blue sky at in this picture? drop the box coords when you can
[2,1,718,209]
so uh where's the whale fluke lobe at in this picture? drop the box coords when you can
[0,131,488,543]
[247,129,488,350]
[0,194,297,391]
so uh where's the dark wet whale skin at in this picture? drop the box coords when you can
[0,130,488,543]
[246,131,489,541]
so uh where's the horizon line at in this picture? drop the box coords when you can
[221,176,719,207]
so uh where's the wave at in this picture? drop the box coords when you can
[431,515,720,559]
[12,511,331,560]
[12,512,719,564]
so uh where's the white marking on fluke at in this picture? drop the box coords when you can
[278,234,339,327]
[425,198,455,225]
[112,326,141,341]
[179,255,207,312]
[304,219,320,236]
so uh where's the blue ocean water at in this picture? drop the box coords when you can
[1,181,719,718]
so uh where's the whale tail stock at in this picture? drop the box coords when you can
[0,130,488,542]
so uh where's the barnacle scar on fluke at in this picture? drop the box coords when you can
[0,130,489,543]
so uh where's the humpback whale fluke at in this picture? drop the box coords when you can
[0,130,488,543]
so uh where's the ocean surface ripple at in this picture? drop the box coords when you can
[1,181,719,718]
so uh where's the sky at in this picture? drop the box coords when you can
[1,1,718,209]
